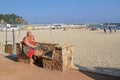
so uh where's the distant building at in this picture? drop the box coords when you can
[22,25,35,30]
[0,23,19,31]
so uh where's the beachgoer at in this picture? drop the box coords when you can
[108,26,112,33]
[63,27,66,31]
[103,27,106,33]
[22,31,43,65]
[113,28,117,33]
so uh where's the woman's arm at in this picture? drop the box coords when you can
[23,37,35,48]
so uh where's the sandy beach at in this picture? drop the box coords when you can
[0,29,120,79]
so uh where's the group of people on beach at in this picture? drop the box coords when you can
[103,26,116,33]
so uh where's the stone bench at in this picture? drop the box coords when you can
[16,43,74,71]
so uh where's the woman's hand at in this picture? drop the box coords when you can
[32,45,37,48]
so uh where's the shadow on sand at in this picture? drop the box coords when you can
[75,64,120,80]
[5,54,43,67]
[5,54,17,62]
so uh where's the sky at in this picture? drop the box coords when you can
[0,0,120,24]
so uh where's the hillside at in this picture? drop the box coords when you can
[0,14,27,24]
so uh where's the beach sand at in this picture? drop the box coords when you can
[0,29,120,79]
[0,55,119,80]
[0,55,93,80]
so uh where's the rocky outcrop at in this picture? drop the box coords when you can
[0,14,27,24]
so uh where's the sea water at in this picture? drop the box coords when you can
[89,26,120,30]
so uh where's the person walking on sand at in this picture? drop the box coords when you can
[108,26,112,33]
[113,27,117,33]
[22,31,44,65]
[103,27,107,33]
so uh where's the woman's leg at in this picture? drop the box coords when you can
[34,50,43,57]
[29,57,34,65]
[29,50,43,65]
